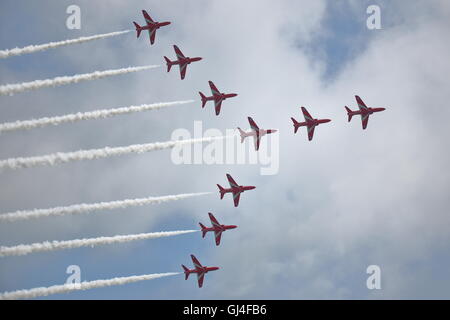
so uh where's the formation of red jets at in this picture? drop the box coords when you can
[133,10,386,288]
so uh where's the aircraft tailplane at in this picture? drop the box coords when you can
[237,128,246,143]
[345,106,353,122]
[291,117,300,134]
[199,92,207,108]
[164,56,173,72]
[217,184,225,199]
[199,223,208,238]
[182,265,190,280]
[133,22,142,38]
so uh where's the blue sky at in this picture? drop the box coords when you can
[1,0,450,299]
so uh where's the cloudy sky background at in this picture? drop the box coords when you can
[0,0,449,299]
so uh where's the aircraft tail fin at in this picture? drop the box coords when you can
[237,128,246,143]
[199,92,207,108]
[291,117,300,134]
[164,56,173,72]
[217,184,225,199]
[345,106,353,122]
[133,22,142,38]
[182,265,189,280]
[199,223,207,238]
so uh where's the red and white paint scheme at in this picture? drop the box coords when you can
[217,174,256,207]
[199,212,237,246]
[133,10,171,45]
[238,117,277,151]
[291,107,331,141]
[182,255,219,288]
[345,95,386,130]
[164,45,202,80]
[199,81,238,115]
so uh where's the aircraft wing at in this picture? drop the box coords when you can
[214,230,223,246]
[247,117,259,132]
[214,99,222,115]
[209,81,220,95]
[148,27,156,44]
[232,191,241,207]
[301,107,313,121]
[253,133,261,151]
[361,113,370,130]
[355,95,368,110]
[197,272,205,288]
[174,45,186,59]
[191,255,203,269]
[142,10,154,25]
[208,213,221,227]
[226,174,239,188]
[307,125,315,141]
[179,63,188,80]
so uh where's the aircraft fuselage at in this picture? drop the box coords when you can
[351,107,386,116]
[297,118,331,128]
[173,56,202,65]
[215,93,238,100]
[203,92,237,102]
[143,21,171,30]
[204,224,237,233]
[224,185,256,195]
[242,128,276,138]
[186,266,220,275]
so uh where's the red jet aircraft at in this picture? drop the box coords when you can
[345,95,386,130]
[238,117,277,151]
[291,107,331,141]
[164,45,202,80]
[217,174,255,207]
[133,10,171,45]
[182,254,219,288]
[199,81,238,115]
[199,212,237,246]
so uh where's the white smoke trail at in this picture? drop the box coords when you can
[0,230,199,257]
[0,100,195,134]
[0,65,159,96]
[0,272,179,300]
[0,135,232,171]
[0,30,131,59]
[0,192,211,223]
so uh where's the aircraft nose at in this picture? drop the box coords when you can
[230,225,238,229]
[249,186,256,190]
[325,119,331,123]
